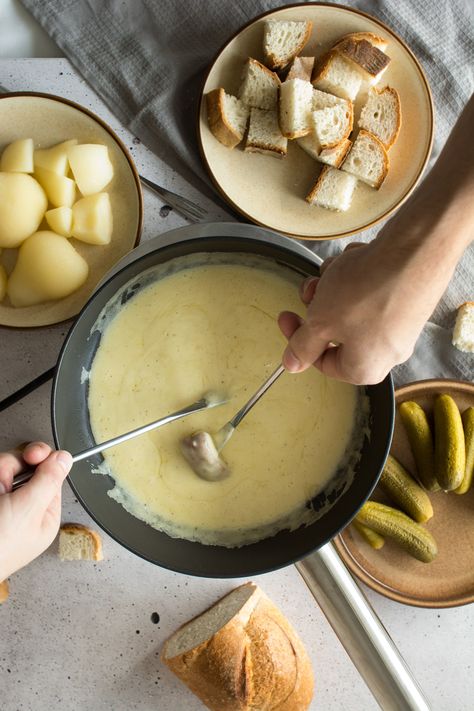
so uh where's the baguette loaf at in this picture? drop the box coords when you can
[358,86,401,148]
[59,523,103,561]
[162,582,314,711]
[341,129,389,188]
[206,89,249,148]
[0,579,9,604]
[245,107,288,157]
[306,165,357,212]
[239,58,280,110]
[264,20,313,70]
[452,302,474,353]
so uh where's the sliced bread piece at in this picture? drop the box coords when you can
[312,87,349,110]
[311,102,353,149]
[279,78,314,138]
[0,580,9,604]
[298,134,352,167]
[162,582,314,711]
[333,31,388,52]
[452,302,474,353]
[306,166,357,211]
[206,89,249,149]
[245,107,288,157]
[312,51,362,101]
[238,58,280,110]
[263,19,313,70]
[358,86,401,148]
[286,56,315,82]
[333,37,390,85]
[341,129,389,188]
[59,523,103,561]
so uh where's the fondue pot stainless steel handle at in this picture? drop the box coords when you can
[297,544,431,711]
[65,222,430,711]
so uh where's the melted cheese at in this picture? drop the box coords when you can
[88,261,360,546]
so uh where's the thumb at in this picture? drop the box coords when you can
[282,321,330,373]
[14,450,72,511]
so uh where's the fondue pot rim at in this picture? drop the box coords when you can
[52,223,394,578]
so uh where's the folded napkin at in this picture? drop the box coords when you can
[20,0,474,386]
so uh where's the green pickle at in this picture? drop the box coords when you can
[398,400,439,491]
[434,394,466,491]
[455,407,474,495]
[353,520,385,549]
[357,501,437,563]
[380,454,433,523]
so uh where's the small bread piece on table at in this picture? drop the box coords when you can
[239,58,280,110]
[263,19,313,70]
[245,107,288,158]
[358,86,401,148]
[0,579,9,604]
[59,523,103,561]
[333,37,390,85]
[298,133,352,167]
[206,88,249,149]
[452,302,474,353]
[312,50,362,101]
[306,165,357,212]
[279,78,314,138]
[162,582,314,711]
[341,129,389,188]
[311,102,353,149]
[286,56,315,82]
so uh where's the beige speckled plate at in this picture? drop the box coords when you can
[335,379,474,608]
[198,3,434,240]
[0,93,143,328]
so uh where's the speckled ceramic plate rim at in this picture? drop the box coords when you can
[197,2,435,241]
[0,91,143,329]
[334,378,474,608]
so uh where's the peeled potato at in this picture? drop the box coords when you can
[1,138,34,173]
[34,139,78,176]
[34,167,76,208]
[7,231,89,307]
[45,206,73,237]
[68,144,113,195]
[71,193,113,245]
[0,264,7,302]
[0,173,47,248]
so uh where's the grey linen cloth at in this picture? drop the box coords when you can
[20,0,474,386]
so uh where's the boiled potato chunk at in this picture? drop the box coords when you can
[7,231,89,307]
[0,264,7,302]
[34,139,78,176]
[68,144,113,195]
[0,173,47,248]
[35,167,76,208]
[1,138,34,173]
[71,193,113,245]
[45,206,73,237]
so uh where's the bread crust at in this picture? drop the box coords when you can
[206,88,244,149]
[334,38,390,78]
[245,143,287,158]
[319,138,352,167]
[311,50,335,85]
[265,20,313,70]
[162,583,314,711]
[343,129,389,189]
[333,31,388,52]
[59,523,103,561]
[285,56,315,82]
[458,302,474,309]
[306,165,331,204]
[0,579,9,604]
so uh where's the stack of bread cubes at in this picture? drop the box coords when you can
[206,19,402,212]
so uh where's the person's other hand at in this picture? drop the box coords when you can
[0,443,72,580]
[278,236,447,385]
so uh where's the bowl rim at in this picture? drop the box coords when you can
[197,1,435,241]
[0,90,144,330]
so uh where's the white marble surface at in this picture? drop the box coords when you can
[0,57,473,711]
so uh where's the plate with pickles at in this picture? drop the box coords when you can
[335,378,474,608]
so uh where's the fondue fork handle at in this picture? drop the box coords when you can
[297,544,432,711]
[11,396,220,491]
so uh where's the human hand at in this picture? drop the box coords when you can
[0,442,72,580]
[278,234,455,385]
